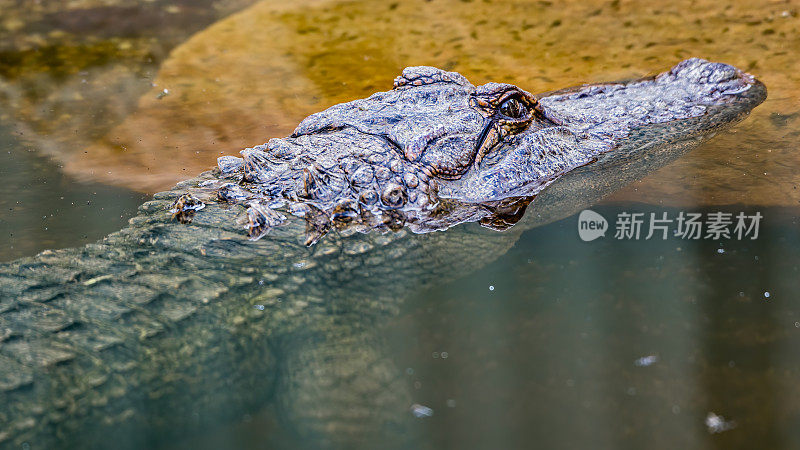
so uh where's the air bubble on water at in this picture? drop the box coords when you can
[489,285,495,291]
[410,404,433,418]
[406,367,414,375]
[717,248,725,254]
[764,291,771,298]
[706,412,735,433]
[254,304,265,311]
[441,351,449,359]
[634,355,658,367]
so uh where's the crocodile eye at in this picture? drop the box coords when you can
[499,97,528,119]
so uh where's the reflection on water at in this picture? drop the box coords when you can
[0,0,799,449]
[168,204,800,450]
[389,205,800,450]
[0,124,148,261]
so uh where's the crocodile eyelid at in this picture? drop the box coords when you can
[471,87,538,115]
[496,90,538,111]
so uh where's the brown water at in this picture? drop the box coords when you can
[1,0,799,448]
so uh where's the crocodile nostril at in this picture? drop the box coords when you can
[381,183,407,208]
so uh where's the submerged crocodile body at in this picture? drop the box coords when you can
[0,59,764,449]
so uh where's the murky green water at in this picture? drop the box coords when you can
[0,124,148,261]
[387,205,800,449]
[1,0,799,448]
[162,204,799,450]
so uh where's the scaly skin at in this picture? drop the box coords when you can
[0,59,765,449]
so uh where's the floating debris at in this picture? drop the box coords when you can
[634,354,659,367]
[705,412,736,433]
[410,404,434,418]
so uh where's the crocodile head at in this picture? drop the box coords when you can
[209,58,764,243]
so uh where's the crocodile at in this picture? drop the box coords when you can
[0,58,765,449]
